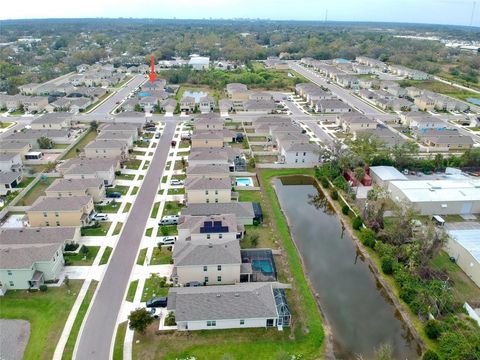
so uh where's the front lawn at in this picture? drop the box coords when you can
[61,129,97,160]
[149,247,172,265]
[95,200,121,213]
[62,281,98,360]
[107,185,130,196]
[80,222,111,236]
[131,186,139,195]
[141,276,169,302]
[123,203,132,213]
[64,246,100,265]
[167,188,185,195]
[156,225,178,236]
[161,201,184,216]
[116,173,136,181]
[0,281,83,360]
[123,159,142,170]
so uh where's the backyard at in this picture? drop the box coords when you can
[61,129,97,160]
[0,281,83,360]
[15,177,59,206]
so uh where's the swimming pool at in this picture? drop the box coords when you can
[252,259,274,274]
[236,177,253,187]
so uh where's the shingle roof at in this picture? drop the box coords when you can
[178,214,238,234]
[84,139,127,149]
[186,164,230,176]
[46,178,103,192]
[181,202,254,218]
[173,238,241,266]
[191,130,224,140]
[0,244,61,269]
[29,196,91,212]
[31,113,70,124]
[167,282,278,322]
[0,227,77,245]
[0,172,22,184]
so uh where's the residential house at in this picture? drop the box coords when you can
[187,164,230,178]
[414,96,436,111]
[416,129,474,150]
[189,56,210,70]
[97,132,134,149]
[0,141,32,157]
[181,202,258,226]
[185,176,232,204]
[180,96,196,113]
[249,92,273,101]
[45,178,105,202]
[4,129,71,149]
[191,131,225,149]
[199,96,215,113]
[0,227,79,292]
[100,123,140,141]
[160,99,177,114]
[336,113,378,133]
[172,238,241,285]
[84,139,128,159]
[27,196,94,227]
[167,282,291,331]
[30,113,71,130]
[177,214,243,242]
[277,140,319,165]
[0,172,23,196]
[242,100,276,114]
[314,99,352,113]
[194,113,224,130]
[0,152,23,173]
[57,157,120,186]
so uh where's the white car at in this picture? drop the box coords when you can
[158,236,177,245]
[93,213,109,221]
[170,179,184,186]
[95,199,112,207]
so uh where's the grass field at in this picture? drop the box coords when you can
[132,168,324,360]
[149,247,172,265]
[99,247,113,265]
[0,281,83,360]
[61,130,97,160]
[141,279,169,302]
[123,203,132,213]
[113,322,127,360]
[62,281,98,360]
[137,248,147,265]
[64,246,100,265]
[150,202,160,218]
[80,222,111,236]
[126,280,139,302]
[16,177,59,206]
[131,186,139,195]
[95,200,121,213]
[107,186,130,195]
[161,201,184,216]
[397,79,479,102]
[156,225,178,236]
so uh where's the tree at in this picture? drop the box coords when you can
[90,120,99,131]
[354,167,365,182]
[128,308,154,334]
[352,216,363,230]
[422,350,439,360]
[37,136,54,149]
[346,132,385,165]
[134,104,143,112]
[391,141,419,169]
[424,319,442,340]
[381,256,394,275]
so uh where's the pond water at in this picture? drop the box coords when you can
[466,97,480,106]
[273,176,420,360]
[183,90,208,103]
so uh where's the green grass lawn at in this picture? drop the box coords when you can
[64,246,100,265]
[134,140,150,148]
[95,200,121,213]
[149,247,173,265]
[113,322,127,360]
[238,190,262,203]
[162,175,168,183]
[0,121,14,128]
[116,173,136,181]
[131,186,139,195]
[133,168,324,360]
[174,160,187,170]
[61,129,97,160]
[123,159,142,170]
[53,143,69,149]
[17,177,36,188]
[0,281,83,360]
[162,201,184,216]
[430,251,480,303]
[397,79,478,102]
[62,281,98,360]
[145,228,153,237]
[167,188,185,195]
[143,161,150,170]
[80,222,111,236]
[16,177,59,206]
[141,280,169,302]
[132,150,146,156]
[99,247,113,265]
[179,140,190,149]
[137,248,147,265]
[112,222,123,235]
[123,203,132,213]
[138,175,144,180]
[107,185,130,195]
[156,225,178,236]
[126,280,139,302]
[150,202,161,218]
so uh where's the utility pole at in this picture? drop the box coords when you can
[325,9,328,23]
[470,1,476,27]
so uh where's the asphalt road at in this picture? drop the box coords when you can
[75,121,176,360]
[289,62,385,116]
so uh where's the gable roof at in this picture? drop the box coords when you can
[173,238,241,266]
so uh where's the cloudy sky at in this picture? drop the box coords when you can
[1,0,479,27]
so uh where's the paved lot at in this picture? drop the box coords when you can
[0,319,30,360]
[75,121,176,360]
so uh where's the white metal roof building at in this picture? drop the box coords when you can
[446,223,480,287]
[188,56,210,70]
[369,166,408,186]
[388,179,480,215]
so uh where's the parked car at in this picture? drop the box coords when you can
[148,307,160,319]
[95,199,112,206]
[146,297,168,308]
[170,179,184,186]
[155,133,161,139]
[106,192,122,198]
[158,236,177,245]
[93,213,109,221]
[185,281,202,287]
[145,127,156,133]
[159,215,179,225]
[171,140,177,147]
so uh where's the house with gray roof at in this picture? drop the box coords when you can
[181,202,257,225]
[0,171,24,196]
[97,131,134,148]
[45,178,105,202]
[30,113,71,130]
[0,227,79,293]
[242,99,276,114]
[186,164,230,178]
[194,113,224,130]
[167,282,291,330]
[185,177,233,204]
[84,139,128,159]
[172,238,241,286]
[0,152,23,173]
[58,157,119,186]
[5,129,71,148]
[177,214,243,241]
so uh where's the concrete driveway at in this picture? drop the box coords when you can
[75,121,176,360]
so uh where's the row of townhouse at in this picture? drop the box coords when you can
[179,95,215,114]
[0,94,49,113]
[413,90,470,113]
[223,83,278,115]
[165,115,290,331]
[414,128,474,150]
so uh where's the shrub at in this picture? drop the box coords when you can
[352,216,363,230]
[422,350,439,360]
[381,256,394,275]
[39,284,48,292]
[330,190,339,200]
[165,312,176,326]
[319,176,330,188]
[342,204,350,215]
[360,228,376,248]
[64,243,79,251]
[332,175,348,191]
[399,285,417,304]
[424,320,442,340]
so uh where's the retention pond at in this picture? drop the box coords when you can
[273,176,420,359]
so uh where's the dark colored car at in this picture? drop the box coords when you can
[146,297,168,308]
[171,140,177,147]
[185,281,202,287]
[106,192,121,198]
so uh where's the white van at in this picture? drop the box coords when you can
[159,215,179,226]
